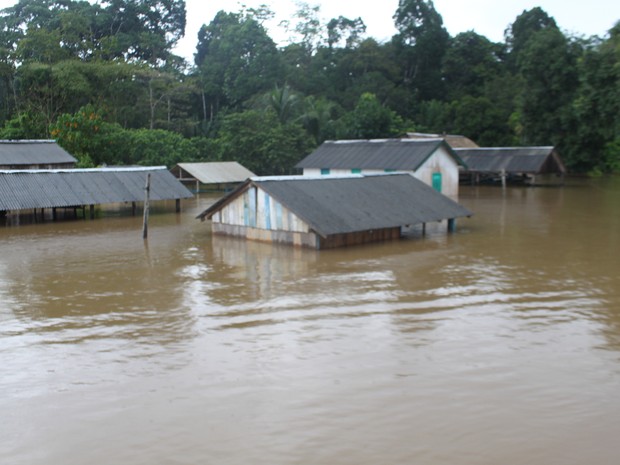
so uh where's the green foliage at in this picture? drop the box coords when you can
[442,32,504,100]
[337,92,410,139]
[50,105,112,167]
[392,0,450,102]
[604,138,620,173]
[0,0,186,65]
[0,112,48,139]
[215,110,314,175]
[195,10,281,116]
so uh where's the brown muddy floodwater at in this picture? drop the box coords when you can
[1,178,619,465]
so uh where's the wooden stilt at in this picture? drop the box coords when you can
[176,198,181,213]
[90,205,95,219]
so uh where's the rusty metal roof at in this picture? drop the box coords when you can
[454,147,566,174]
[174,162,255,184]
[0,140,77,165]
[198,173,472,237]
[295,139,466,170]
[0,167,193,211]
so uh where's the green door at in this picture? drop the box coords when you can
[432,172,442,192]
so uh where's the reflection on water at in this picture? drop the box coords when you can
[1,180,620,465]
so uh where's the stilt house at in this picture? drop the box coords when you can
[454,146,566,185]
[171,162,255,192]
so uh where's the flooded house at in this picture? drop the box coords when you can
[0,140,77,170]
[295,138,466,199]
[196,173,472,249]
[454,146,566,185]
[0,166,193,220]
[170,162,255,193]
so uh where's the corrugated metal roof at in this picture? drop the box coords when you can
[0,167,193,211]
[0,140,77,165]
[454,147,566,174]
[295,139,466,170]
[198,173,472,237]
[407,133,480,148]
[175,162,255,184]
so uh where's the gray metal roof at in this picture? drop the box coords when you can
[407,132,480,148]
[454,147,566,174]
[0,140,77,165]
[295,139,466,170]
[198,174,472,237]
[175,162,255,184]
[0,167,193,211]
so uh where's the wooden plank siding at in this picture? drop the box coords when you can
[211,187,313,239]
[319,227,402,249]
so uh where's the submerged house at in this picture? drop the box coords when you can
[295,139,466,199]
[170,162,256,192]
[196,173,472,249]
[454,146,566,185]
[0,140,77,170]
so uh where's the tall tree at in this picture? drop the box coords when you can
[392,0,449,104]
[515,24,580,148]
[571,23,620,172]
[442,31,503,100]
[194,10,281,120]
[326,16,366,49]
[505,7,558,69]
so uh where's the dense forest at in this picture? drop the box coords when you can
[0,0,618,174]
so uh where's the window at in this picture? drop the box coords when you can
[384,169,396,173]
[351,168,362,174]
[320,168,330,175]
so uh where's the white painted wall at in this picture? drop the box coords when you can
[415,146,460,199]
[301,145,460,199]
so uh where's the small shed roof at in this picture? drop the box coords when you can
[0,140,77,165]
[0,167,193,211]
[454,147,566,174]
[174,162,255,184]
[295,139,466,171]
[198,173,472,238]
[407,132,479,148]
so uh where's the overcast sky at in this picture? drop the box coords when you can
[0,0,617,61]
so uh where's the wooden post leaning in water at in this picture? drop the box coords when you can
[142,173,151,239]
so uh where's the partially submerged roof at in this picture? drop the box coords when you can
[295,139,466,170]
[174,162,255,184]
[0,167,193,211]
[454,147,566,174]
[198,173,472,237]
[0,140,77,165]
[407,132,479,148]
